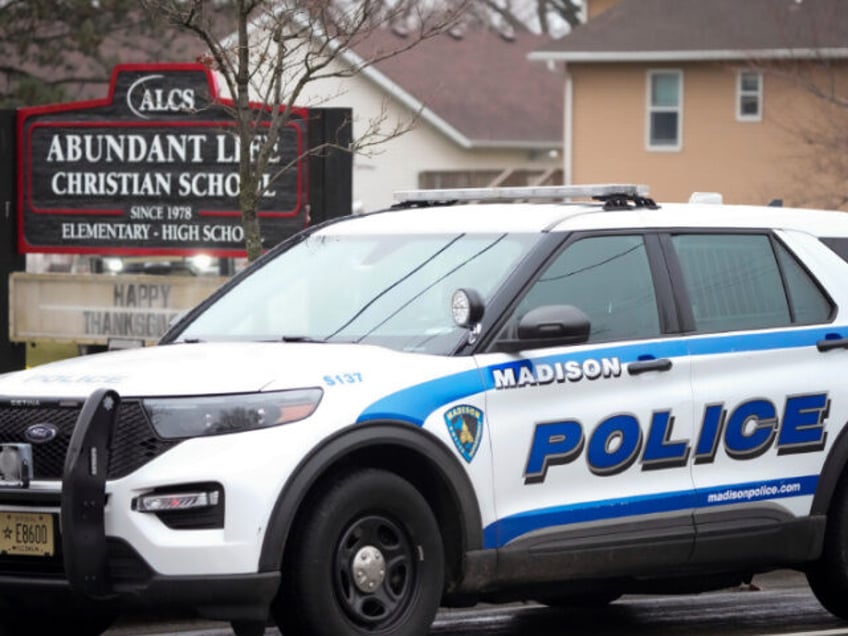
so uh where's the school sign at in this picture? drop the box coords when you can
[0,63,351,362]
[16,63,351,256]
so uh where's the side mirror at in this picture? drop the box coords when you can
[497,305,590,352]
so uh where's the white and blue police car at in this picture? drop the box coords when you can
[1,184,848,635]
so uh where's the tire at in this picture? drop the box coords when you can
[807,474,848,619]
[273,469,445,636]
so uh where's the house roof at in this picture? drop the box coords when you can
[348,27,563,149]
[530,0,848,63]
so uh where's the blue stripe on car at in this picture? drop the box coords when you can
[357,325,846,426]
[483,474,819,548]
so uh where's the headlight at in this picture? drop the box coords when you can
[143,388,323,439]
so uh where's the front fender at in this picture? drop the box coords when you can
[258,421,483,572]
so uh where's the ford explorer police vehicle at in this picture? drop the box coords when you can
[2,184,848,636]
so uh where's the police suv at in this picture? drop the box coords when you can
[2,184,848,635]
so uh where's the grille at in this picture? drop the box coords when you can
[0,400,179,480]
[106,538,153,584]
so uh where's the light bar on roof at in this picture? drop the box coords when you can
[394,184,650,203]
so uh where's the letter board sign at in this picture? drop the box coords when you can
[17,63,309,256]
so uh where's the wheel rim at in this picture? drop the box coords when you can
[333,514,416,628]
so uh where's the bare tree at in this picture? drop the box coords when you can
[0,0,579,260]
[0,0,579,108]
[140,0,478,261]
[761,58,848,209]
[0,0,198,106]
[737,0,848,209]
[477,0,581,36]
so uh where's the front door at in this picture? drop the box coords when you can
[481,233,696,579]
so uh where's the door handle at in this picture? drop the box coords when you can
[628,358,673,375]
[817,336,848,352]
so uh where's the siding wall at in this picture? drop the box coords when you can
[568,61,848,208]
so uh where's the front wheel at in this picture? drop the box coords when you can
[274,469,445,636]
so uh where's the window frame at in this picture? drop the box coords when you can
[646,69,683,152]
[736,70,763,122]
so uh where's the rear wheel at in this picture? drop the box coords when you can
[273,469,444,636]
[807,475,848,619]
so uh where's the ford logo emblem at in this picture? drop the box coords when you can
[24,423,58,444]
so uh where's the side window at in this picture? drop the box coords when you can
[737,70,762,121]
[671,233,831,333]
[514,235,660,343]
[774,241,833,324]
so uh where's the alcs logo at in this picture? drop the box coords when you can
[127,74,196,119]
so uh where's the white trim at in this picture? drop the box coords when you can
[529,48,848,63]
[564,68,573,185]
[457,139,563,150]
[736,69,763,122]
[645,69,683,152]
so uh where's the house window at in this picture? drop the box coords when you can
[737,70,762,121]
[647,70,682,151]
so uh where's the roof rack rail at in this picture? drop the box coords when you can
[392,184,654,208]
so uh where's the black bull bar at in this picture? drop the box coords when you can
[61,387,119,600]
[57,388,280,622]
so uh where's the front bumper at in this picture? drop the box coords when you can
[0,389,280,622]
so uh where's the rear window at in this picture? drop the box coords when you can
[671,233,832,333]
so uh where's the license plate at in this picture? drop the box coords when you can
[0,512,54,557]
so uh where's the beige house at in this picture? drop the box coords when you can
[531,0,848,208]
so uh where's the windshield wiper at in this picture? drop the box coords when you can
[280,335,326,343]
[176,335,329,344]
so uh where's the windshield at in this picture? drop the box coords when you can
[175,232,538,354]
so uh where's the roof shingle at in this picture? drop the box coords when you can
[357,27,563,147]
[532,0,848,61]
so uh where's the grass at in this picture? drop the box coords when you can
[26,342,81,368]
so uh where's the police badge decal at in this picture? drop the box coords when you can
[444,405,484,463]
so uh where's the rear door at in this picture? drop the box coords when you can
[663,230,844,563]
